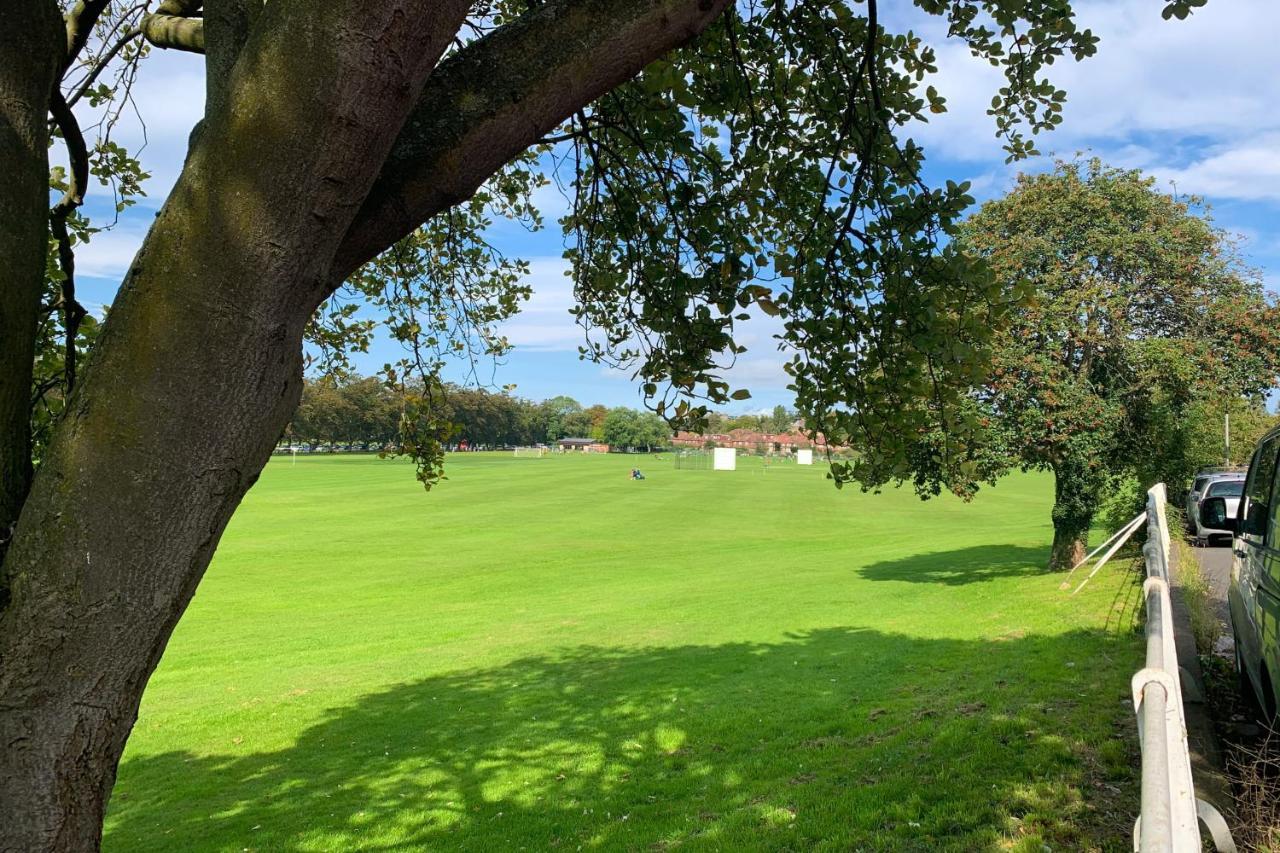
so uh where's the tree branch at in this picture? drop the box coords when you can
[158,0,203,13]
[331,0,733,282]
[49,92,89,395]
[66,25,142,109]
[62,0,114,74]
[141,12,205,53]
[50,214,88,394]
[205,0,262,116]
[49,94,87,219]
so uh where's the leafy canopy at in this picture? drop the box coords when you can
[361,0,1105,487]
[555,0,1100,493]
[950,159,1279,506]
[601,408,671,451]
[41,0,1216,493]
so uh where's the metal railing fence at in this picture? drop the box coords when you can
[1130,483,1235,852]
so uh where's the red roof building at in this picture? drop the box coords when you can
[670,429,841,453]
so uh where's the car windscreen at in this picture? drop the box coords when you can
[1207,480,1244,497]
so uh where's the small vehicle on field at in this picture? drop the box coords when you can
[1200,428,1280,718]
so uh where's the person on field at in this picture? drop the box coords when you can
[631,468,645,480]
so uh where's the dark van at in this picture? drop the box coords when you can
[1201,426,1280,717]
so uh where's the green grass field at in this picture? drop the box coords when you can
[103,452,1143,852]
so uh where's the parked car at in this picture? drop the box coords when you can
[1188,472,1245,542]
[1186,466,1239,517]
[1186,467,1241,526]
[1200,428,1280,718]
[1185,472,1211,524]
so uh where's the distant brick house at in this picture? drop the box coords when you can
[557,437,610,453]
[671,431,729,449]
[670,429,840,453]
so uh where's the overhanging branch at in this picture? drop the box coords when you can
[331,0,733,281]
[142,12,205,53]
[205,0,261,116]
[49,93,87,218]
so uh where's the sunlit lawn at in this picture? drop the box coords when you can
[104,452,1142,851]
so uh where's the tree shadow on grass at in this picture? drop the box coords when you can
[104,627,1140,852]
[858,545,1050,586]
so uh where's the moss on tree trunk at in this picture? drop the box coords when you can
[1049,457,1098,571]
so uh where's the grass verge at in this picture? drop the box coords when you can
[1167,506,1220,657]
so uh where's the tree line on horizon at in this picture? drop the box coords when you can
[286,376,801,452]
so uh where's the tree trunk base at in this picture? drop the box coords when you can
[1048,529,1087,571]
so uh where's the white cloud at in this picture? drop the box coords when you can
[529,178,573,223]
[722,354,791,391]
[719,316,791,392]
[75,222,150,280]
[499,255,793,394]
[499,258,582,351]
[906,0,1280,204]
[1155,134,1280,203]
[69,48,205,205]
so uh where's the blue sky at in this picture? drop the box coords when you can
[71,0,1280,412]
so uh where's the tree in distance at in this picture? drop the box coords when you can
[949,159,1279,569]
[768,405,795,434]
[601,407,670,452]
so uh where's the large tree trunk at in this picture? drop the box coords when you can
[0,2,468,847]
[0,238,310,849]
[1048,456,1097,571]
[0,2,731,847]
[0,0,61,564]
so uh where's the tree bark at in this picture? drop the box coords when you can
[0,2,733,849]
[0,1,468,847]
[0,0,62,568]
[203,0,260,117]
[1048,457,1096,571]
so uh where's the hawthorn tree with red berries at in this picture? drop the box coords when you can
[953,159,1279,569]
